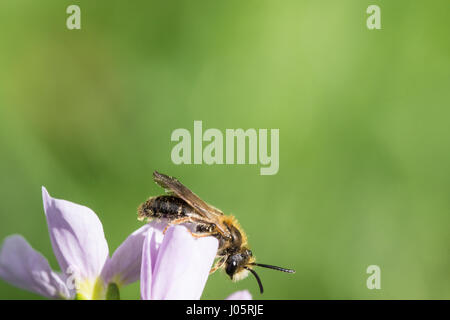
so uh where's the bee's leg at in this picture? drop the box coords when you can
[210,257,226,274]
[162,217,193,234]
[162,216,209,234]
[187,230,216,238]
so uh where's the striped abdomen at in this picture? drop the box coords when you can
[138,195,196,221]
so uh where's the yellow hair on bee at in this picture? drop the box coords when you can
[232,268,249,282]
[221,214,248,247]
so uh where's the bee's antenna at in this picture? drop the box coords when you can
[251,263,296,274]
[244,267,264,294]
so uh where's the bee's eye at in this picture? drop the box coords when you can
[226,256,240,277]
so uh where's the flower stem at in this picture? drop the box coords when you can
[106,282,120,300]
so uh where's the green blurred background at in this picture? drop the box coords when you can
[0,0,449,299]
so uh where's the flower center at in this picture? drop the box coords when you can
[75,278,105,300]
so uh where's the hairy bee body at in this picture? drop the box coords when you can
[214,216,246,255]
[138,195,196,221]
[138,195,240,252]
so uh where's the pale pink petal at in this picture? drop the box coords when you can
[140,222,169,300]
[151,225,218,300]
[101,222,165,287]
[0,235,72,299]
[42,187,109,282]
[225,290,252,300]
[140,229,152,300]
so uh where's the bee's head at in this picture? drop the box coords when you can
[225,248,254,280]
[225,248,296,294]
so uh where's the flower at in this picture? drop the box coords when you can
[0,187,151,299]
[0,187,252,300]
[139,225,252,300]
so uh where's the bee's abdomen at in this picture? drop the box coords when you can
[138,195,193,221]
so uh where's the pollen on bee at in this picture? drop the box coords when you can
[137,202,149,221]
[137,210,146,221]
[232,268,249,282]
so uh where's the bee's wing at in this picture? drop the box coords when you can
[153,171,224,219]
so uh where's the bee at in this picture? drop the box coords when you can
[138,171,295,293]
